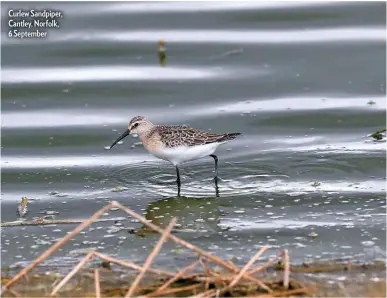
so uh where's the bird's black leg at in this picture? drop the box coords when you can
[210,154,220,197]
[210,154,219,181]
[175,166,181,196]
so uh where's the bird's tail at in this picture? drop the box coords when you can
[219,132,242,142]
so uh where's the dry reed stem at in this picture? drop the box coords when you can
[199,257,212,276]
[211,253,273,293]
[190,289,217,298]
[125,217,177,297]
[218,270,272,292]
[147,283,202,297]
[215,289,220,298]
[193,274,242,282]
[244,273,271,293]
[1,203,114,295]
[212,245,271,297]
[50,251,95,296]
[283,249,289,289]
[192,246,271,298]
[180,273,202,280]
[271,288,310,297]
[247,254,282,275]
[8,289,21,298]
[229,245,269,288]
[95,269,100,298]
[193,275,232,282]
[92,252,175,277]
[226,288,309,298]
[226,259,239,271]
[168,258,271,292]
[149,259,200,296]
[204,280,210,291]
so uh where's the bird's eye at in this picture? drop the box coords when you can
[133,123,139,128]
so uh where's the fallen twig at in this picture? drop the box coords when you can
[1,217,126,228]
[125,217,177,297]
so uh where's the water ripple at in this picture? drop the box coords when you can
[82,1,332,15]
[189,96,387,116]
[4,27,384,46]
[108,161,386,198]
[1,154,153,169]
[3,95,383,129]
[48,28,386,44]
[2,66,229,84]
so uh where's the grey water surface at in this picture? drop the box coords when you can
[1,1,386,271]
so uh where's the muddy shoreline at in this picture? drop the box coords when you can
[1,259,385,297]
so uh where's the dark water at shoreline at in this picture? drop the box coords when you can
[1,1,386,270]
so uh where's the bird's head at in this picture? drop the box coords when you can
[110,116,153,149]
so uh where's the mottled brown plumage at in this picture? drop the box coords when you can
[149,125,240,148]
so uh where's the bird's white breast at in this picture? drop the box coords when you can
[151,142,222,165]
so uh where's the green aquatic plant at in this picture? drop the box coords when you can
[370,128,386,140]
[112,186,129,192]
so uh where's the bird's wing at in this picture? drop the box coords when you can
[156,125,230,147]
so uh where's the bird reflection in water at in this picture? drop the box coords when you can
[135,196,224,237]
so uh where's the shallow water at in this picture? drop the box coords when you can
[1,1,386,269]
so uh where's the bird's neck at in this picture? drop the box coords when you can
[139,132,162,154]
[137,125,155,143]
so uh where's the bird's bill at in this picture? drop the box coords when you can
[110,129,130,149]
